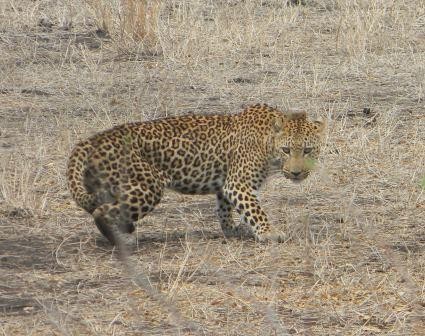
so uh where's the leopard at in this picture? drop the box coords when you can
[67,103,326,246]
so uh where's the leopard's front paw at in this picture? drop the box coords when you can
[222,225,252,239]
[256,230,286,243]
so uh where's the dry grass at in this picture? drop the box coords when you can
[1,0,424,335]
[86,0,161,49]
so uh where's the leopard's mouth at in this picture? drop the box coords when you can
[284,171,309,183]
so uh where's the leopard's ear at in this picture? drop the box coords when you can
[312,118,327,133]
[272,115,284,132]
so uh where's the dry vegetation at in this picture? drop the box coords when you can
[1,0,424,335]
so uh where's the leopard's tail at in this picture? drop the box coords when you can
[67,140,98,214]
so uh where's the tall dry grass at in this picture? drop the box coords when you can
[86,0,161,49]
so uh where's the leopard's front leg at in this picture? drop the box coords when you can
[222,181,284,242]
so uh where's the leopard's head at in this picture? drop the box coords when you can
[272,111,326,183]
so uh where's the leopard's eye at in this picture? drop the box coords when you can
[282,147,290,154]
[304,147,313,154]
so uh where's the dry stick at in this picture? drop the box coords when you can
[113,237,200,333]
[115,192,287,332]
[113,135,201,334]
[215,239,292,335]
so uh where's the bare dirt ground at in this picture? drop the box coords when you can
[1,1,424,335]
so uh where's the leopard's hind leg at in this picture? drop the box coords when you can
[91,159,169,246]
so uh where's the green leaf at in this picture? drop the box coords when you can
[305,158,316,170]
[420,176,425,190]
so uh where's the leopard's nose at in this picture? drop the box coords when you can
[291,171,301,177]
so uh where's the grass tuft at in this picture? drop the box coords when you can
[86,0,161,49]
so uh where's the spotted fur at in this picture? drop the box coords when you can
[67,104,325,245]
